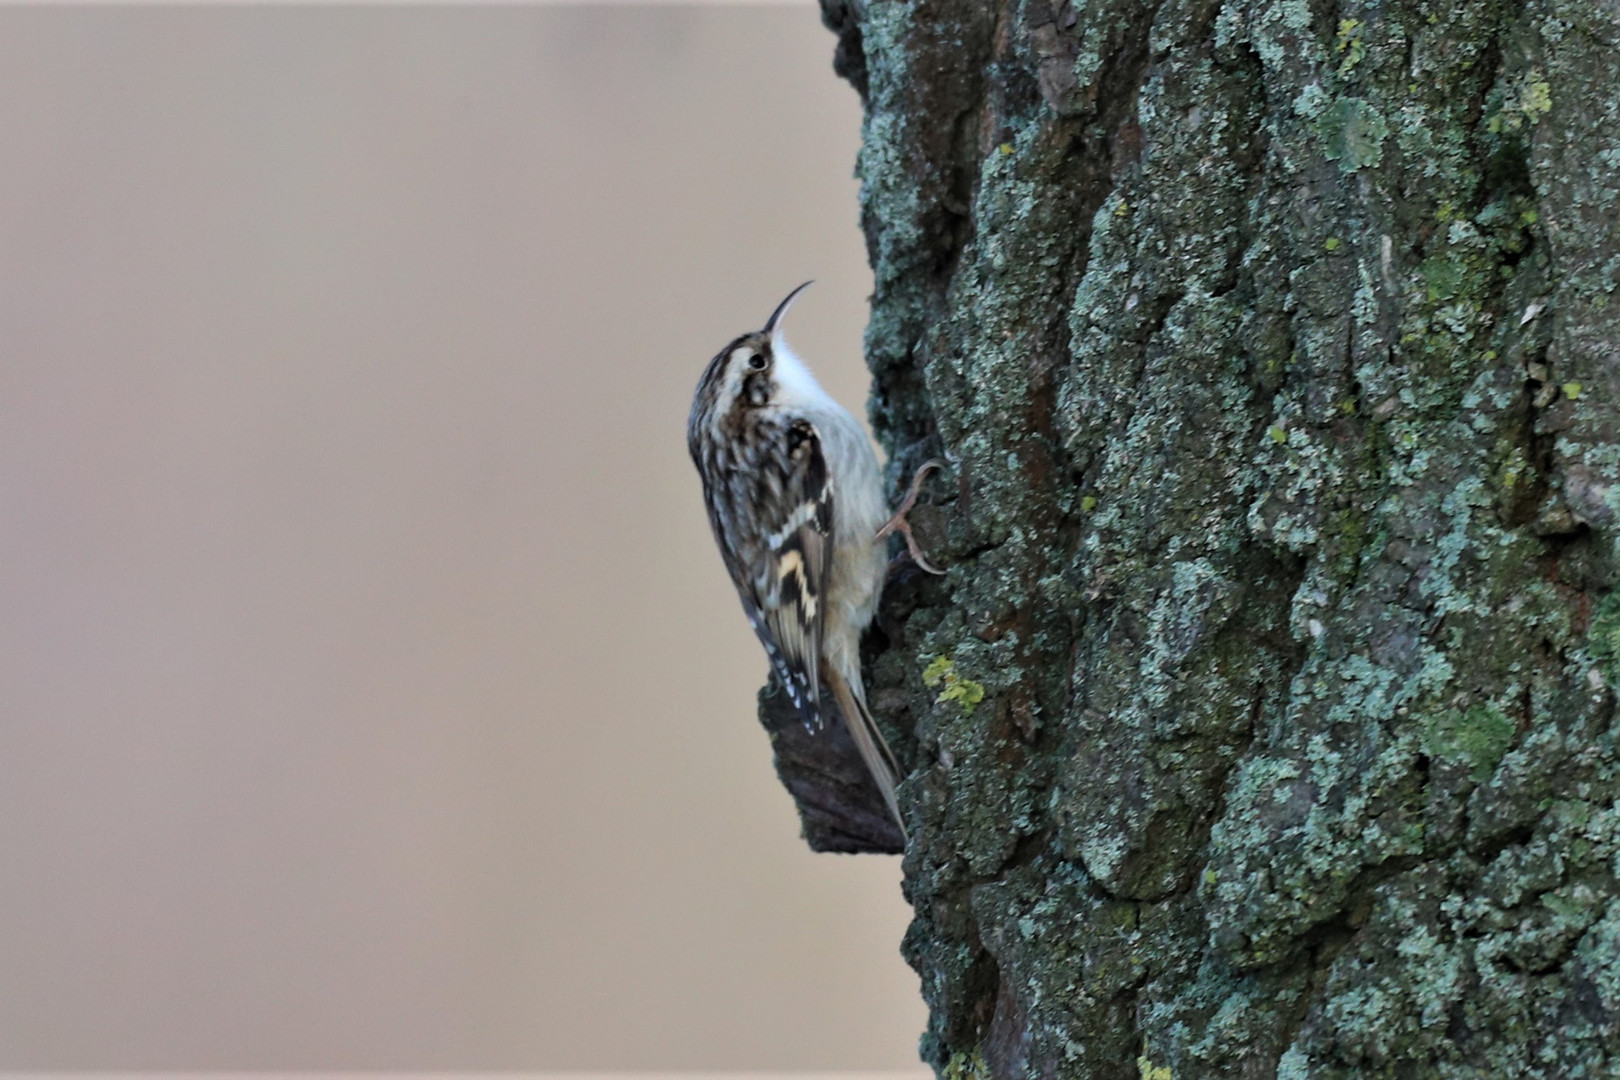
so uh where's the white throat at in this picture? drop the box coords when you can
[769,335,840,413]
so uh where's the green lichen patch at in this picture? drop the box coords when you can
[1318,97,1389,171]
[1420,705,1516,781]
[1419,256,1467,302]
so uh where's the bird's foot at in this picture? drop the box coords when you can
[876,458,948,575]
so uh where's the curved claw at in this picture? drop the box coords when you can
[876,458,949,575]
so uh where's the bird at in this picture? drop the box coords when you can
[687,282,927,836]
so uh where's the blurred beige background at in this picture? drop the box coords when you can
[0,4,927,1070]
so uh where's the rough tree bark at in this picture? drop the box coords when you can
[764,0,1620,1075]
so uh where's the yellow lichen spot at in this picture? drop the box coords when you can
[1325,237,1341,252]
[1335,18,1366,74]
[1268,425,1289,445]
[939,678,985,713]
[922,655,985,714]
[1563,382,1582,400]
[1081,495,1098,512]
[1114,199,1130,216]
[1203,867,1219,885]
[1522,70,1552,120]
[1490,68,1554,133]
[1138,1056,1174,1080]
[998,142,1014,156]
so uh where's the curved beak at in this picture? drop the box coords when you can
[763,280,814,336]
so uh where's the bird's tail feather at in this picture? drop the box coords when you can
[827,669,906,839]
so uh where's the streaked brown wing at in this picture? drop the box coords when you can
[731,418,833,731]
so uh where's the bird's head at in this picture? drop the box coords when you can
[691,281,819,427]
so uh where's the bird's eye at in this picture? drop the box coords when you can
[747,354,768,371]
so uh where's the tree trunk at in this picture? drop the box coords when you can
[762,0,1620,1075]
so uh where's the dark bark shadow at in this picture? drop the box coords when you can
[758,679,905,854]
